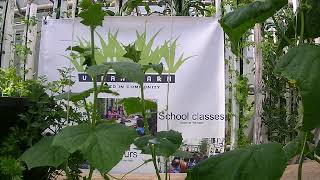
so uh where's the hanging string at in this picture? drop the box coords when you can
[165,0,174,131]
[66,0,77,124]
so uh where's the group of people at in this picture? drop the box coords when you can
[105,105,154,136]
[167,154,208,173]
[106,106,125,120]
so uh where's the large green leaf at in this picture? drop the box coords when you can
[219,0,287,54]
[120,97,157,115]
[275,44,320,130]
[86,64,110,77]
[134,130,182,157]
[53,123,137,173]
[106,62,145,85]
[142,63,163,74]
[86,62,144,84]
[79,2,106,28]
[186,143,287,180]
[283,134,304,160]
[55,86,118,102]
[20,136,69,169]
[172,150,193,158]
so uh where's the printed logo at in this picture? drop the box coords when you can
[67,30,192,83]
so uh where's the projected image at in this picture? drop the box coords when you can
[97,98,158,136]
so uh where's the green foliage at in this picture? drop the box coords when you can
[0,157,25,180]
[260,33,298,144]
[79,0,106,28]
[172,150,193,158]
[235,74,251,148]
[134,130,183,157]
[55,86,118,103]
[186,143,287,180]
[315,142,320,157]
[20,136,69,169]
[106,62,145,85]
[0,67,29,97]
[275,44,320,131]
[123,44,142,63]
[283,133,304,160]
[220,0,287,53]
[159,0,209,16]
[220,0,320,179]
[119,97,157,115]
[52,123,137,173]
[142,63,164,74]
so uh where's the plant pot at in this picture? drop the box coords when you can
[0,97,30,141]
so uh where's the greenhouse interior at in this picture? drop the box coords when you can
[0,0,319,179]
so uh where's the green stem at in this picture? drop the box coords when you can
[150,145,161,180]
[83,98,91,123]
[92,77,98,124]
[90,26,98,125]
[106,173,120,180]
[140,85,150,135]
[121,159,152,179]
[140,84,161,180]
[65,160,70,180]
[271,16,293,46]
[299,1,305,44]
[165,158,168,180]
[90,27,95,63]
[99,71,108,93]
[298,132,307,180]
[88,166,94,180]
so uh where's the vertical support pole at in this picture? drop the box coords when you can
[115,0,121,14]
[313,27,320,141]
[60,0,68,18]
[1,0,15,68]
[52,0,62,19]
[253,24,263,144]
[24,3,38,79]
[215,0,221,17]
[230,54,239,150]
[291,0,299,13]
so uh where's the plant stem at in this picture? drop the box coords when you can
[106,173,120,180]
[23,8,30,81]
[90,26,98,125]
[92,76,98,124]
[65,160,70,180]
[140,85,161,180]
[88,166,94,180]
[140,85,150,135]
[298,132,307,180]
[299,1,305,44]
[271,16,293,46]
[83,98,91,123]
[165,158,168,180]
[90,27,95,63]
[150,144,162,180]
[99,71,108,92]
[121,159,152,179]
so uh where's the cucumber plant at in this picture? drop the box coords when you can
[187,0,320,179]
[20,1,183,180]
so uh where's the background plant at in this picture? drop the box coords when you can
[19,1,183,180]
[187,0,320,179]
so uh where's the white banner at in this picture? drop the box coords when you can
[38,16,225,173]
